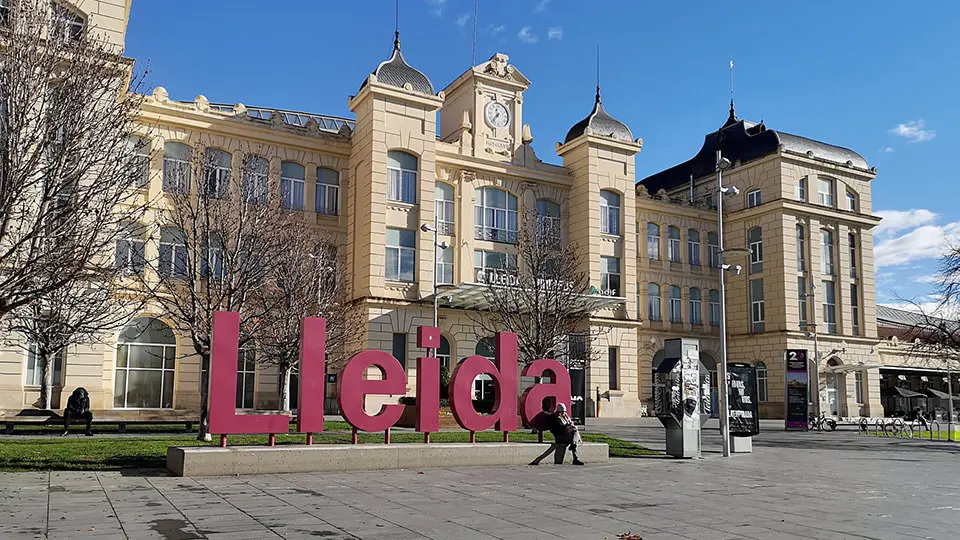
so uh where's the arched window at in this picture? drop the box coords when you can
[128,137,150,188]
[242,155,268,204]
[647,223,661,260]
[648,283,661,321]
[435,183,455,235]
[690,287,702,325]
[115,317,176,409]
[600,190,620,235]
[474,187,518,243]
[748,227,763,274]
[846,190,857,212]
[162,142,191,193]
[476,337,496,360]
[709,289,720,326]
[237,343,256,409]
[387,151,418,204]
[688,229,701,266]
[158,226,187,279]
[667,226,681,263]
[536,199,561,239]
[756,362,768,402]
[472,338,496,412]
[51,2,85,43]
[438,336,452,373]
[204,148,232,198]
[115,221,146,275]
[316,167,340,215]
[669,285,682,323]
[280,161,305,210]
[747,189,762,208]
[708,232,720,268]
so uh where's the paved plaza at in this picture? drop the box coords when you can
[3,422,960,539]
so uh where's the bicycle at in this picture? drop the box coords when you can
[882,417,906,437]
[809,412,838,431]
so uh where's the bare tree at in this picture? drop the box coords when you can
[0,0,149,318]
[894,244,960,362]
[251,228,362,412]
[138,142,291,439]
[470,210,608,369]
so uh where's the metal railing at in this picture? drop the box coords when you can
[859,417,947,440]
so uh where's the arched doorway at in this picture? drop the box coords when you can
[471,338,496,414]
[825,357,844,416]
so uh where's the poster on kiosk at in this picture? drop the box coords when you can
[784,349,809,431]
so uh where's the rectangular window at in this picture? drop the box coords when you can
[849,233,858,279]
[847,191,857,212]
[392,333,407,369]
[750,278,765,332]
[600,256,621,296]
[387,167,417,204]
[436,199,455,236]
[855,371,864,404]
[798,277,808,331]
[474,189,518,243]
[708,233,720,268]
[709,290,720,327]
[648,284,662,322]
[647,223,661,260]
[437,246,454,285]
[749,228,763,274]
[690,289,702,325]
[818,178,834,207]
[822,280,837,334]
[280,162,306,210]
[236,348,256,409]
[600,196,620,236]
[688,230,701,266]
[757,367,768,402]
[473,250,517,283]
[669,286,682,323]
[667,228,682,263]
[25,345,65,387]
[821,229,835,276]
[747,190,762,208]
[797,225,806,272]
[851,284,860,336]
[607,348,619,391]
[385,228,416,282]
[796,178,806,201]
[316,169,340,215]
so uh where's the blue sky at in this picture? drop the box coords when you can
[125,0,960,309]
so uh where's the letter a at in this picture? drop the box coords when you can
[449,332,518,432]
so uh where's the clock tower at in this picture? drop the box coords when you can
[439,53,531,162]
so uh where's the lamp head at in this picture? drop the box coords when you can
[717,157,732,171]
[420,223,433,233]
[438,241,449,249]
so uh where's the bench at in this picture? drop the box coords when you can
[1,410,198,434]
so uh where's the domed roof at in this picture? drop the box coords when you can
[564,87,633,144]
[364,33,434,95]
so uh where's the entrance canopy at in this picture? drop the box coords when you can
[923,388,960,401]
[823,363,881,373]
[882,386,925,399]
[427,281,626,312]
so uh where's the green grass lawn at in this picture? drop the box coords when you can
[10,420,354,435]
[0,430,656,471]
[866,430,957,441]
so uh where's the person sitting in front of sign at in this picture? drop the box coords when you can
[529,403,584,466]
[61,387,94,437]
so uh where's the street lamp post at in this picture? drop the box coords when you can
[948,359,955,441]
[420,219,448,359]
[715,150,741,458]
[803,283,822,419]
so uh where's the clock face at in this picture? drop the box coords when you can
[485,101,510,128]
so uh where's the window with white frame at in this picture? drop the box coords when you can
[600,190,621,236]
[669,285,682,323]
[387,150,418,204]
[648,223,661,260]
[385,228,416,282]
[851,283,860,336]
[162,142,191,193]
[821,229,835,276]
[114,317,176,409]
[688,229,701,266]
[437,245,453,285]
[51,2,85,43]
[648,283,661,321]
[237,345,256,409]
[158,227,187,279]
[690,287,702,325]
[855,371,864,404]
[846,190,857,212]
[747,189,762,208]
[749,227,763,274]
[750,278,765,332]
[536,199,561,240]
[473,250,517,281]
[437,336,451,373]
[474,187,518,243]
[822,280,837,334]
[280,161,305,210]
[756,362,768,402]
[24,344,65,387]
[708,232,720,268]
[435,183,456,235]
[242,155,268,204]
[818,178,835,206]
[201,232,226,280]
[667,226,681,263]
[316,167,340,215]
[798,277,808,330]
[849,233,858,278]
[115,222,146,275]
[600,256,621,296]
[709,289,720,326]
[204,148,231,199]
[797,224,806,272]
[796,177,806,201]
[128,137,150,188]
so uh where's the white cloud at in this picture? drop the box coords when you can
[488,24,506,37]
[889,120,936,143]
[517,26,538,44]
[533,0,552,13]
[547,27,563,40]
[875,209,939,236]
[874,221,960,267]
[914,274,941,284]
[455,13,471,27]
[426,0,446,17]
[882,146,895,153]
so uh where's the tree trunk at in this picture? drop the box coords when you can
[197,353,212,441]
[40,351,52,410]
[280,365,291,412]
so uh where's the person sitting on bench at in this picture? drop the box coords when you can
[62,387,93,436]
[530,403,584,466]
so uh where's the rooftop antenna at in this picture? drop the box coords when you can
[728,58,735,120]
[596,45,601,103]
[472,0,479,65]
[394,0,400,49]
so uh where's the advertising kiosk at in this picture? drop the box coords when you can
[653,338,710,458]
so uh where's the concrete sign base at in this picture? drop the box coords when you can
[166,442,610,477]
[731,436,753,453]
